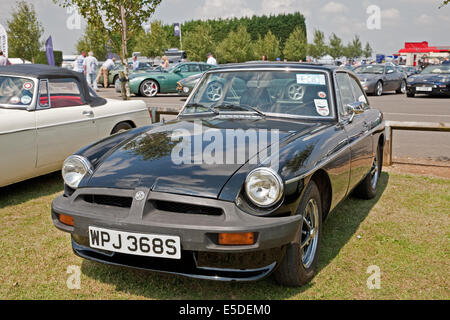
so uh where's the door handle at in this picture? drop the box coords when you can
[82,110,94,117]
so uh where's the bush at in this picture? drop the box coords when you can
[34,50,63,66]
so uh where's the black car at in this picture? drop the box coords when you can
[354,64,407,96]
[406,64,450,97]
[51,63,385,287]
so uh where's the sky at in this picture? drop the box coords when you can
[0,0,449,56]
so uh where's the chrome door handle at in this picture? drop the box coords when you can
[82,110,94,117]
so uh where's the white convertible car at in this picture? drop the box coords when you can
[0,64,152,188]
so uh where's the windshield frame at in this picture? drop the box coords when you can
[179,67,337,121]
[420,65,450,75]
[0,75,38,110]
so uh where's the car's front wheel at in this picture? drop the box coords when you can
[140,79,159,97]
[354,143,383,199]
[375,81,383,96]
[274,180,322,287]
[396,80,406,94]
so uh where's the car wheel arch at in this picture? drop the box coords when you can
[110,121,136,135]
[309,169,332,221]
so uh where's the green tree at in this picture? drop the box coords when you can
[345,35,363,59]
[183,24,214,62]
[215,26,254,63]
[54,0,162,100]
[7,1,43,63]
[253,30,281,61]
[134,21,169,58]
[283,26,308,61]
[308,29,328,59]
[363,42,373,59]
[76,23,109,60]
[328,33,343,60]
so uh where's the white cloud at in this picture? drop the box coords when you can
[322,2,347,14]
[381,8,401,20]
[196,0,254,19]
[260,0,297,14]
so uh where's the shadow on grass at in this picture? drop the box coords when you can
[0,172,63,209]
[80,173,389,299]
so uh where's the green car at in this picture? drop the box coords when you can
[116,62,215,97]
[98,62,154,88]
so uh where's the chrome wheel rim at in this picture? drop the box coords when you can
[377,82,383,96]
[401,81,406,94]
[287,83,305,101]
[143,81,158,97]
[301,198,319,269]
[206,82,223,101]
[370,151,380,189]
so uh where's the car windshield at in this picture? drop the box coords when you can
[0,76,35,108]
[354,65,385,74]
[182,70,333,118]
[421,65,450,74]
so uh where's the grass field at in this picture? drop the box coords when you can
[0,171,449,300]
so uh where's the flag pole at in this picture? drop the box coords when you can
[179,24,183,50]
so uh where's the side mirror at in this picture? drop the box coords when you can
[387,69,394,74]
[346,101,365,122]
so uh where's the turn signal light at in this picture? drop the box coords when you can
[59,214,74,227]
[218,232,255,245]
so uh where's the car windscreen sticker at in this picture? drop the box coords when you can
[21,95,32,105]
[314,99,330,116]
[9,96,20,104]
[318,91,327,99]
[23,82,34,91]
[297,74,326,85]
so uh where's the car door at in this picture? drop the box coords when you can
[384,66,397,91]
[335,72,373,193]
[35,77,99,170]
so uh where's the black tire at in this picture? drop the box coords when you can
[354,143,383,200]
[396,80,406,94]
[111,122,133,135]
[407,92,415,98]
[113,75,119,85]
[374,81,383,96]
[274,180,323,287]
[139,79,159,97]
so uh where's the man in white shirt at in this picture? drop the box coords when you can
[132,55,139,71]
[96,57,116,88]
[0,50,8,66]
[73,51,86,73]
[207,53,217,65]
[83,51,98,90]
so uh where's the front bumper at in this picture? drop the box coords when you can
[360,81,377,93]
[51,187,301,281]
[407,83,450,95]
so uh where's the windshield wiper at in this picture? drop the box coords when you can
[213,104,266,117]
[183,103,219,115]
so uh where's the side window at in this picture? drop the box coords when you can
[200,64,213,71]
[349,76,369,105]
[48,78,84,108]
[188,64,201,72]
[335,72,355,115]
[177,64,189,73]
[39,80,50,108]
[386,66,394,74]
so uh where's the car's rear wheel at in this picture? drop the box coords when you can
[407,92,415,98]
[375,81,383,96]
[111,122,133,135]
[354,143,383,199]
[274,180,322,287]
[140,80,159,97]
[396,80,406,94]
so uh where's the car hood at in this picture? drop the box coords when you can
[356,73,381,81]
[84,117,318,198]
[409,73,450,83]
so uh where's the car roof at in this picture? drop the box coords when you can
[0,64,85,80]
[212,62,338,72]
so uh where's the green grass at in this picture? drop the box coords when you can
[0,171,449,300]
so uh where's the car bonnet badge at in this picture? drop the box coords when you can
[135,191,146,201]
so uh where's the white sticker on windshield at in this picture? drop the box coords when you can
[21,95,32,105]
[297,74,326,85]
[314,99,330,116]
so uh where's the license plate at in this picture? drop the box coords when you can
[89,226,181,259]
[416,87,432,92]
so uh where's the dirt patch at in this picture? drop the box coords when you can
[384,157,450,179]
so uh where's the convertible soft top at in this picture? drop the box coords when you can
[0,64,106,106]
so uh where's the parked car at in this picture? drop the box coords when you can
[177,73,206,96]
[406,64,450,97]
[0,64,152,188]
[164,48,187,64]
[354,64,407,96]
[115,62,215,97]
[400,66,420,77]
[62,55,77,70]
[97,62,155,88]
[52,62,385,286]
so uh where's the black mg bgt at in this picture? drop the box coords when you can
[52,63,385,286]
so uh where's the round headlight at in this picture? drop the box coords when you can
[62,155,93,189]
[245,168,284,208]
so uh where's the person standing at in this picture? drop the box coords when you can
[0,50,8,66]
[96,57,116,88]
[160,56,169,70]
[73,51,87,73]
[83,51,98,91]
[262,55,268,61]
[207,53,217,65]
[132,55,139,71]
